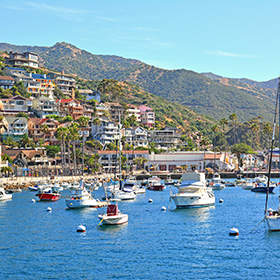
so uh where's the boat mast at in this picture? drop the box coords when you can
[265,78,280,214]
[119,112,122,190]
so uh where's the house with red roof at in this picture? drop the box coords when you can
[56,98,84,120]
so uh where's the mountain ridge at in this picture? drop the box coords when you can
[0,42,276,122]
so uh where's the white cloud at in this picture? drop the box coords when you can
[204,50,258,58]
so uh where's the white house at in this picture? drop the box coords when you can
[2,116,28,141]
[1,95,32,114]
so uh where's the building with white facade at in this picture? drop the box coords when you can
[139,105,155,127]
[91,118,119,146]
[1,95,32,114]
[48,71,76,98]
[1,116,28,141]
[148,128,181,150]
[122,127,148,148]
[98,150,149,172]
[145,151,234,172]
[32,96,59,118]
[6,52,39,69]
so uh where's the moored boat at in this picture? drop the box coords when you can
[36,187,61,201]
[170,172,215,208]
[147,176,164,191]
[0,187,12,201]
[66,180,98,209]
[98,204,128,225]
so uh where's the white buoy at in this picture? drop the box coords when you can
[77,225,86,232]
[46,207,52,212]
[31,199,36,203]
[161,206,166,211]
[148,199,153,203]
[229,227,239,236]
[219,199,224,203]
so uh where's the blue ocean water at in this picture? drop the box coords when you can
[1,180,280,280]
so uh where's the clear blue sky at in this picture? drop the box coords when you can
[1,0,279,81]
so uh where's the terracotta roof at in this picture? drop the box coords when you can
[22,150,42,159]
[0,75,14,81]
[98,150,149,155]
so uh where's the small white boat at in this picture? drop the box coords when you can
[170,172,215,208]
[210,173,225,190]
[61,182,71,189]
[66,180,98,209]
[98,204,128,225]
[111,190,136,201]
[53,182,63,192]
[0,187,12,201]
[241,178,254,190]
[71,181,80,190]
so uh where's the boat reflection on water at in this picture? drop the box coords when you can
[171,205,215,223]
[97,222,128,234]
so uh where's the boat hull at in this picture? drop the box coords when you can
[36,193,60,201]
[251,186,275,193]
[147,185,164,191]
[66,199,98,209]
[0,194,13,201]
[98,214,128,225]
[266,215,280,231]
[170,194,215,208]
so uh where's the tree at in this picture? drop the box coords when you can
[18,134,35,148]
[229,113,238,144]
[3,136,18,148]
[97,79,123,101]
[41,124,49,143]
[219,118,228,132]
[55,127,67,174]
[69,123,80,176]
[78,116,89,176]
[200,138,209,170]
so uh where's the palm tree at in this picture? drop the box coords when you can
[229,113,238,144]
[211,125,219,170]
[92,117,101,144]
[41,124,49,143]
[200,138,209,170]
[3,136,18,148]
[56,127,67,175]
[19,134,35,148]
[250,123,259,150]
[65,127,72,174]
[219,118,228,132]
[69,123,80,176]
[78,116,89,176]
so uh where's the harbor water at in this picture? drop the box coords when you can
[1,180,280,279]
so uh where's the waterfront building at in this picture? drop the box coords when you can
[148,128,181,150]
[1,116,28,141]
[0,75,15,89]
[78,89,101,102]
[48,71,76,98]
[6,51,39,69]
[1,95,32,115]
[98,150,149,173]
[145,151,234,172]
[32,96,59,118]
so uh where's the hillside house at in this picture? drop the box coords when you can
[6,51,39,69]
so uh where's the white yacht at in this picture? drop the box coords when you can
[98,204,128,225]
[0,187,12,201]
[210,173,225,190]
[170,173,215,208]
[66,181,98,209]
[241,178,254,190]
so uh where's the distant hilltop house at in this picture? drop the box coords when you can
[6,51,39,69]
[78,89,100,102]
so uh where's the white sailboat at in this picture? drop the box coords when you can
[264,78,280,231]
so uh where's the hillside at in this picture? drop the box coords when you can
[0,42,276,122]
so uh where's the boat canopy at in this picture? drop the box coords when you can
[181,173,205,182]
[107,204,118,216]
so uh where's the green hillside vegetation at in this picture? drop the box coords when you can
[0,42,276,122]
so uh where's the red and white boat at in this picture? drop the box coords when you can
[36,187,61,201]
[147,176,164,191]
[98,204,128,225]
